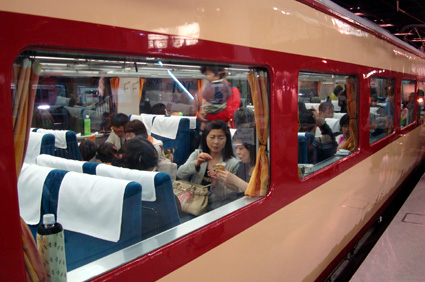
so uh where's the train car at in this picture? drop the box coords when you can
[1,0,425,281]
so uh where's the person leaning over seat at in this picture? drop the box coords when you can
[177,120,239,210]
[124,119,178,180]
[105,113,129,150]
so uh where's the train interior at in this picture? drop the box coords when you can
[298,72,425,178]
[13,49,267,275]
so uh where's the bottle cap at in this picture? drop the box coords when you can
[43,214,55,225]
[86,115,89,119]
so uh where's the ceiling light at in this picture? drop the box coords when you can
[393,32,414,36]
[379,24,394,27]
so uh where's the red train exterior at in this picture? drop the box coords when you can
[1,0,425,281]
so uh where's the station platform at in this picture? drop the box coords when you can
[350,173,425,282]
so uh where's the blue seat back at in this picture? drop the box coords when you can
[62,180,142,270]
[304,132,317,164]
[90,163,180,240]
[35,157,180,240]
[28,168,142,271]
[39,134,56,156]
[55,130,82,161]
[141,172,180,239]
[27,169,68,238]
[34,129,82,161]
[151,118,190,165]
[298,135,307,163]
[298,133,316,164]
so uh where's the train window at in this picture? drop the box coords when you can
[298,72,358,177]
[12,50,269,276]
[369,77,395,143]
[419,81,425,120]
[401,80,416,128]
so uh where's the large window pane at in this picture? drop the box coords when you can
[14,50,268,275]
[401,79,416,128]
[369,77,395,143]
[298,72,357,177]
[418,81,424,119]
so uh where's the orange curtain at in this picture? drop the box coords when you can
[341,77,358,152]
[13,59,42,176]
[246,71,270,197]
[317,81,322,97]
[139,78,146,102]
[110,77,119,109]
[12,59,47,282]
[195,79,204,117]
[197,79,203,106]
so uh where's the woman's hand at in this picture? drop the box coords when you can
[208,169,219,186]
[216,169,234,186]
[195,152,212,168]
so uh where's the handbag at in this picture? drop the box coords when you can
[173,180,210,216]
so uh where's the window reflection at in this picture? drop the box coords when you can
[401,80,416,127]
[298,72,358,177]
[369,77,395,143]
[14,50,268,274]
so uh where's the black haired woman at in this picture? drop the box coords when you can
[177,120,239,210]
[113,137,158,171]
[215,126,256,193]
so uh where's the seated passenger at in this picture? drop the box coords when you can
[233,107,255,129]
[336,114,350,148]
[329,85,343,101]
[298,101,307,113]
[125,119,177,180]
[299,110,337,163]
[318,101,334,118]
[215,126,256,193]
[105,113,129,150]
[177,120,239,210]
[151,103,168,115]
[338,89,347,113]
[370,106,389,136]
[79,139,97,162]
[113,137,158,171]
[97,142,118,164]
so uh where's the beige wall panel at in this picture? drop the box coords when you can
[159,127,423,281]
[2,0,425,75]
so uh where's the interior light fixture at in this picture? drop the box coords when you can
[393,32,414,36]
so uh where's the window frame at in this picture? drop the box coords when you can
[399,79,417,130]
[13,49,271,279]
[297,70,359,179]
[368,76,396,145]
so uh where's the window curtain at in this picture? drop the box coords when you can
[110,77,119,109]
[196,79,204,117]
[341,77,358,152]
[13,59,42,176]
[317,81,322,97]
[139,78,146,102]
[246,71,270,196]
[12,58,47,281]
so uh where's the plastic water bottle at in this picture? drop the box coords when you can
[84,115,91,135]
[37,214,67,282]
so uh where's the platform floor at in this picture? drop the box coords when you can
[350,173,425,282]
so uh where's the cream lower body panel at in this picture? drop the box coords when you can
[160,128,424,282]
